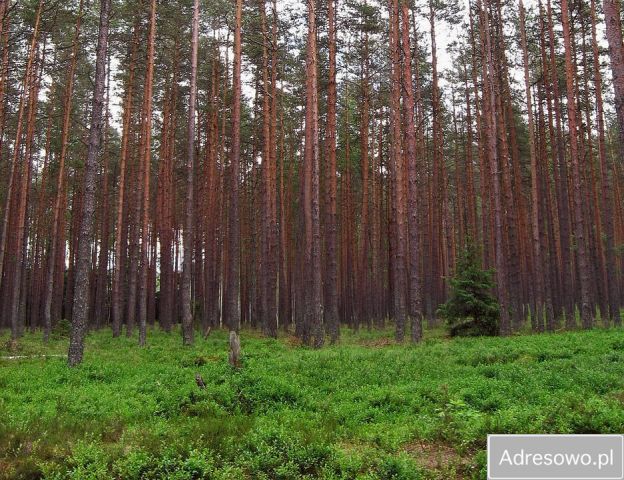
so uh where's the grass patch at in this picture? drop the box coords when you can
[0,326,623,479]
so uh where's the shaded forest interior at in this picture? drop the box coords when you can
[0,0,623,364]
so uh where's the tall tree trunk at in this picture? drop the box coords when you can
[10,43,43,340]
[259,0,277,337]
[182,0,199,345]
[593,0,620,325]
[359,14,371,329]
[429,3,443,310]
[30,77,56,332]
[43,0,84,340]
[68,0,111,366]
[137,0,157,346]
[389,0,407,341]
[267,0,279,335]
[561,0,593,328]
[519,0,546,330]
[481,0,511,334]
[303,0,323,347]
[226,0,242,334]
[112,15,140,338]
[94,53,111,329]
[0,1,10,163]
[158,59,178,333]
[202,51,218,333]
[324,0,339,343]
[401,2,422,342]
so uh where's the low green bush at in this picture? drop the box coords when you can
[0,326,623,479]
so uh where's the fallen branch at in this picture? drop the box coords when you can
[0,354,67,360]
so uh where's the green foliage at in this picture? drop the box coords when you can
[1,327,624,479]
[438,244,500,337]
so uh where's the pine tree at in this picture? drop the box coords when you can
[68,0,111,366]
[182,0,199,346]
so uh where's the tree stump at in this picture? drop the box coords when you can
[228,330,241,368]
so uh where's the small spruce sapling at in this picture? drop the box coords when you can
[438,243,500,336]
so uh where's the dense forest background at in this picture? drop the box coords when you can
[0,0,623,363]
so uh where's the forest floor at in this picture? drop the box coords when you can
[1,325,623,479]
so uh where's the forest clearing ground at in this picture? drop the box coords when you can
[0,326,623,479]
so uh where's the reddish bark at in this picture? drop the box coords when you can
[324,0,339,342]
[561,0,593,328]
[181,0,199,345]
[401,2,422,342]
[43,1,84,340]
[226,0,242,333]
[389,0,407,341]
[303,0,323,346]
[112,15,140,337]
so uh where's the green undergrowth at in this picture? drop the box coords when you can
[1,325,623,479]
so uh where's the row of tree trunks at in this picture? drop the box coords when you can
[1,0,622,363]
